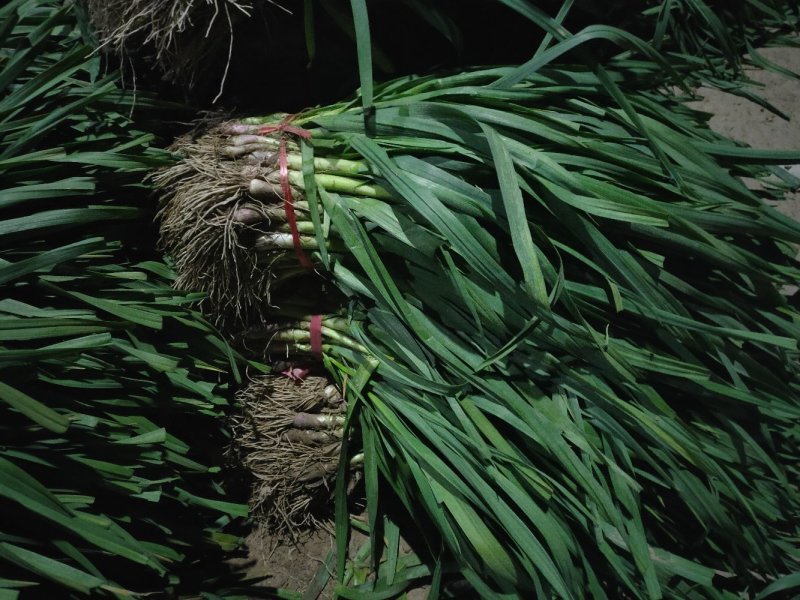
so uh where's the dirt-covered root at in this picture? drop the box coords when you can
[86,0,254,86]
[153,122,307,329]
[231,375,348,533]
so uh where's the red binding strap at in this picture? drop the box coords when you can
[258,115,314,270]
[309,314,323,359]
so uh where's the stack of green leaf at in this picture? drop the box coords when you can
[157,54,800,597]
[603,0,800,114]
[502,0,800,116]
[638,0,800,78]
[0,1,251,597]
[83,0,800,109]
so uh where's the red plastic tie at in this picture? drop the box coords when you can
[309,314,323,359]
[258,115,314,270]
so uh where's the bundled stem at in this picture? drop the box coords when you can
[154,120,384,327]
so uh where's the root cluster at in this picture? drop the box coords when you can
[86,0,254,85]
[154,122,306,328]
[231,375,347,533]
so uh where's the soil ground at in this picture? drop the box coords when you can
[688,45,800,215]
[235,45,800,599]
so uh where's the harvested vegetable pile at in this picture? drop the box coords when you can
[2,0,793,597]
[156,64,800,598]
